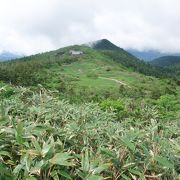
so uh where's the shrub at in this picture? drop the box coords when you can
[105,66,111,71]
[0,85,15,99]
[100,100,126,119]
[156,95,179,111]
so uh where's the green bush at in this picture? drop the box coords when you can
[100,100,126,119]
[156,95,179,111]
[0,85,15,99]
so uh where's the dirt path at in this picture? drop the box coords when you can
[99,77,130,87]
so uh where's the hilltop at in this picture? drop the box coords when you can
[86,39,124,51]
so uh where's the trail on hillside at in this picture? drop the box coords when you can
[99,77,130,87]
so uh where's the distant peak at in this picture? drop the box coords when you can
[85,39,121,51]
[98,39,111,42]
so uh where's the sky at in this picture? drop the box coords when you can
[0,0,180,55]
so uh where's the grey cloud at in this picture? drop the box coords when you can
[0,0,180,54]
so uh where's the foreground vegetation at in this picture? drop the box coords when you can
[0,85,179,179]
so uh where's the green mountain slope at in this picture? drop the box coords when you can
[151,56,180,66]
[88,39,166,77]
[0,40,178,101]
[150,56,180,78]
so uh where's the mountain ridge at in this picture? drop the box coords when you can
[151,55,180,66]
[127,49,180,61]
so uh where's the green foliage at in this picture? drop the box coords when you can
[0,86,179,179]
[100,100,126,119]
[0,83,15,99]
[156,95,179,111]
[100,100,124,112]
[155,94,180,121]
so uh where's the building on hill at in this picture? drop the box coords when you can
[69,50,83,55]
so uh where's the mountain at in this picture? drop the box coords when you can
[127,49,180,61]
[87,39,166,77]
[127,49,166,61]
[0,51,23,61]
[0,39,177,99]
[151,56,180,66]
[86,39,124,51]
[87,39,140,58]
[150,56,180,78]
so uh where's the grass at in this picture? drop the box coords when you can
[40,52,176,101]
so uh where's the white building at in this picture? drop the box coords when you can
[69,50,83,55]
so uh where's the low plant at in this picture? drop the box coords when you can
[0,87,179,179]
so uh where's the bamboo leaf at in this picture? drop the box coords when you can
[82,149,90,172]
[87,175,103,180]
[92,163,110,174]
[154,156,174,169]
[15,121,24,144]
[59,170,72,180]
[31,137,41,153]
[0,151,11,158]
[49,153,74,166]
[121,137,136,152]
[100,148,115,158]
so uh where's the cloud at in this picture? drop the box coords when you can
[0,0,180,54]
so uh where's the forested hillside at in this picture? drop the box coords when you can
[150,56,180,80]
[0,40,179,179]
[151,56,180,66]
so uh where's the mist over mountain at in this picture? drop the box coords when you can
[127,49,180,61]
[0,51,23,61]
[86,39,123,51]
[86,39,137,59]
